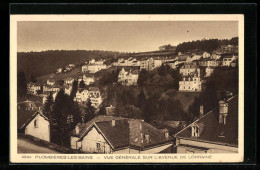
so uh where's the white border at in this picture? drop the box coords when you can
[10,14,244,163]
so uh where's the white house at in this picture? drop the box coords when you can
[74,89,89,103]
[47,79,55,86]
[78,74,95,85]
[64,85,73,96]
[64,77,75,85]
[174,96,238,153]
[56,68,63,74]
[118,68,139,86]
[27,83,41,95]
[202,52,211,58]
[179,74,202,92]
[205,66,215,77]
[88,87,102,108]
[179,63,200,76]
[222,54,237,67]
[19,111,50,142]
[70,116,174,153]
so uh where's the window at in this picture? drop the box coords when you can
[34,119,38,128]
[96,143,101,153]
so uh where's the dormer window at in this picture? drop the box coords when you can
[191,125,199,137]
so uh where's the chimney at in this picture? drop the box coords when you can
[112,120,115,127]
[75,124,80,135]
[219,100,228,124]
[200,105,204,117]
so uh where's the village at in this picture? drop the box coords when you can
[17,40,239,154]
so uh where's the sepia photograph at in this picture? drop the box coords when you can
[10,14,244,163]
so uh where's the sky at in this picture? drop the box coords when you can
[17,21,238,53]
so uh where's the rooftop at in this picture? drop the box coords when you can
[175,96,238,147]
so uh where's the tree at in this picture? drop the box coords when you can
[79,80,86,89]
[137,88,146,111]
[42,93,54,124]
[84,99,96,122]
[57,79,64,86]
[137,69,149,86]
[70,80,78,99]
[51,89,82,146]
[18,71,27,97]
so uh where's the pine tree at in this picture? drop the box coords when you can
[17,71,27,97]
[79,80,86,89]
[70,80,78,99]
[137,88,146,110]
[84,99,96,122]
[43,93,54,124]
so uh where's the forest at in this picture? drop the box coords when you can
[175,37,238,53]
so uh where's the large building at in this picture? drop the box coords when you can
[118,68,139,86]
[179,74,202,92]
[140,57,164,71]
[70,116,174,154]
[174,96,238,153]
[82,59,107,73]
[179,63,200,76]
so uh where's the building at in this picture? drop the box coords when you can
[179,63,200,76]
[18,111,50,142]
[82,59,107,73]
[174,96,238,153]
[118,68,139,86]
[42,84,60,93]
[198,58,222,67]
[202,52,211,58]
[70,116,174,153]
[74,89,89,103]
[159,44,176,51]
[179,74,202,92]
[222,54,238,67]
[64,85,73,96]
[140,57,164,71]
[205,66,216,77]
[56,68,63,74]
[47,79,55,86]
[88,87,102,108]
[41,92,58,104]
[64,77,75,85]
[27,82,41,95]
[78,74,95,85]
[18,100,43,111]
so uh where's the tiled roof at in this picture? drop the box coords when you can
[175,96,238,147]
[77,117,173,150]
[17,111,48,130]
[70,115,126,138]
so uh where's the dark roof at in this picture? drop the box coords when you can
[17,111,48,130]
[71,115,126,138]
[175,96,238,147]
[77,117,173,150]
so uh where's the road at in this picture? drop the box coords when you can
[17,138,60,153]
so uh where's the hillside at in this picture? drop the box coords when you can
[18,50,123,81]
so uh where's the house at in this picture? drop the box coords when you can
[69,115,126,150]
[41,92,58,104]
[78,74,95,85]
[27,82,41,95]
[114,57,140,67]
[185,56,193,63]
[198,58,222,67]
[179,74,202,92]
[18,111,50,142]
[118,68,139,86]
[88,87,102,108]
[174,96,238,153]
[205,66,216,77]
[47,79,55,86]
[159,44,176,51]
[64,85,73,96]
[18,100,43,111]
[70,116,174,153]
[179,63,200,76]
[82,64,107,73]
[140,57,164,71]
[42,84,60,93]
[202,52,211,58]
[64,77,75,85]
[74,89,89,103]
[56,68,63,74]
[222,54,237,67]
